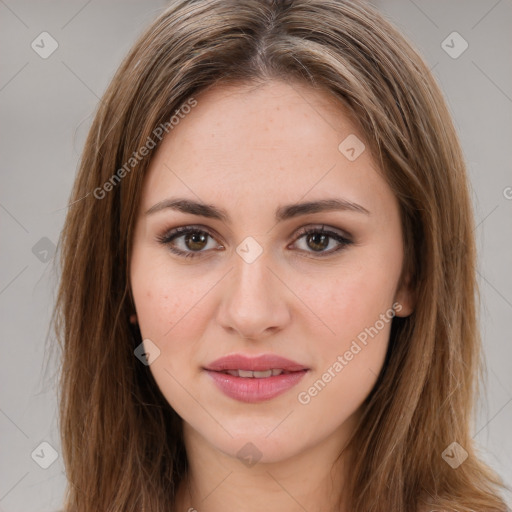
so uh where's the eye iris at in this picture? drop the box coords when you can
[185,232,208,251]
[307,233,329,252]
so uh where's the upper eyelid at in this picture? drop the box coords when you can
[160,224,351,241]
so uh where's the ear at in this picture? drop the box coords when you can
[393,272,415,317]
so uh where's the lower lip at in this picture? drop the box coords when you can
[205,370,308,403]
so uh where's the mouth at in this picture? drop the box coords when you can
[202,353,309,403]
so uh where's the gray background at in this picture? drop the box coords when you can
[0,1,510,510]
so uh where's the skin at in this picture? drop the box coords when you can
[129,79,414,511]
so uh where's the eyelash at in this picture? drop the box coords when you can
[156,225,353,260]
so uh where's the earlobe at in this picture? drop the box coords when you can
[129,313,138,325]
[393,276,416,318]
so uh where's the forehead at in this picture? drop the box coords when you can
[139,80,394,220]
[161,80,363,163]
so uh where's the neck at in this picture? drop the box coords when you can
[174,419,356,512]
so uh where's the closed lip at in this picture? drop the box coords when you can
[203,353,309,372]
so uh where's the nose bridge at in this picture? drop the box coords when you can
[217,240,290,339]
[231,241,275,308]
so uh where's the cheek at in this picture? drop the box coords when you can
[294,258,399,346]
[294,272,395,426]
[131,265,214,412]
[303,275,393,378]
[130,252,216,357]
[290,250,399,409]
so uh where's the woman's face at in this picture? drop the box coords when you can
[130,79,413,464]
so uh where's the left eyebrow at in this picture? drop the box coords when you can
[144,197,370,222]
[275,198,370,220]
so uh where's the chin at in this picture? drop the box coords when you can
[193,422,317,466]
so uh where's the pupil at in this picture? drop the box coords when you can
[308,233,328,251]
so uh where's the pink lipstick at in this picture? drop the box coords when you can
[203,353,309,403]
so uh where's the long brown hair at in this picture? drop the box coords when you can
[51,0,510,510]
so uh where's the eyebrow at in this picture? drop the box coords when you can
[145,197,370,222]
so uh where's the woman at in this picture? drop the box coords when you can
[52,0,510,510]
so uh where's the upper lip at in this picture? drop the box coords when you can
[203,353,309,372]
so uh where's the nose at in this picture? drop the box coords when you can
[216,247,291,341]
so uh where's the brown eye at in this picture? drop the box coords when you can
[156,226,223,259]
[183,231,209,251]
[291,226,353,257]
[156,224,352,260]
[305,232,330,252]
